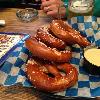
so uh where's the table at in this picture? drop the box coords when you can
[0,8,99,100]
[0,8,52,35]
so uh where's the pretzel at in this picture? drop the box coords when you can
[36,27,66,50]
[26,59,78,93]
[25,37,72,62]
[50,20,91,47]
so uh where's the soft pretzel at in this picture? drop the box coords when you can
[50,20,91,47]
[36,27,66,50]
[26,59,78,93]
[25,37,72,63]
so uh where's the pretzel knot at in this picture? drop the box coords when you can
[26,60,78,93]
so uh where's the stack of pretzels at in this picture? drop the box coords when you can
[25,20,91,93]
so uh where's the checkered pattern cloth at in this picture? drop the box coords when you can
[0,16,100,98]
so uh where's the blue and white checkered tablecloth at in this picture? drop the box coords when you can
[0,16,100,98]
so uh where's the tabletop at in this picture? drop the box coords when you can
[0,8,100,100]
[0,8,52,35]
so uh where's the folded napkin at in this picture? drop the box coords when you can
[0,16,100,98]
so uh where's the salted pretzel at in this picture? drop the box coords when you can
[50,20,91,47]
[26,59,78,93]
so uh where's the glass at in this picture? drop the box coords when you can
[16,8,38,23]
[68,0,94,18]
[16,0,42,22]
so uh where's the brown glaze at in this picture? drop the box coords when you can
[26,60,78,93]
[50,20,91,47]
[25,37,72,62]
[36,27,66,50]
